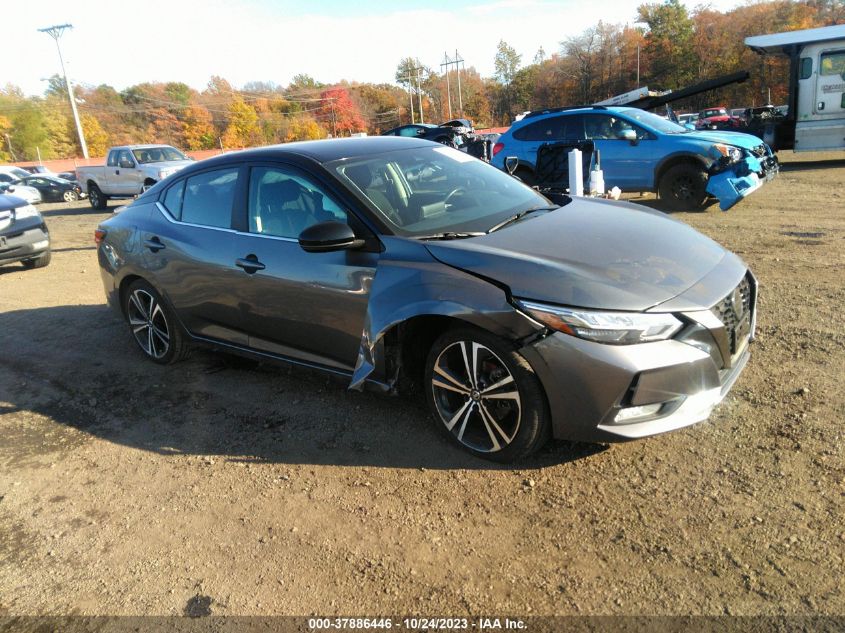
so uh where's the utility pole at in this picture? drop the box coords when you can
[440,51,465,119]
[407,68,415,124]
[416,66,424,124]
[38,24,88,159]
[455,50,464,117]
[441,53,453,119]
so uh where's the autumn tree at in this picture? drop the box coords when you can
[285,116,326,142]
[182,105,216,150]
[318,87,366,136]
[221,98,261,148]
[638,0,697,89]
[81,114,109,157]
[494,40,522,119]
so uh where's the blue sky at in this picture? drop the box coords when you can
[9,0,747,97]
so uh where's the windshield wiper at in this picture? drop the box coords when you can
[414,231,485,241]
[486,205,559,234]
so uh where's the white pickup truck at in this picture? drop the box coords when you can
[77,145,193,209]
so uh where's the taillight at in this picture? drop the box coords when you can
[94,229,106,245]
[492,142,504,156]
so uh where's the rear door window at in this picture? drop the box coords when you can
[180,168,239,229]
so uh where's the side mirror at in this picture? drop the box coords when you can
[299,221,364,253]
[620,129,637,141]
[504,156,519,175]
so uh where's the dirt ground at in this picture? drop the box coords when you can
[1,151,844,619]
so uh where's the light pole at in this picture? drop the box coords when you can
[38,23,88,159]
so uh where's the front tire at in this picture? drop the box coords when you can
[63,190,79,202]
[124,279,189,364]
[658,164,708,211]
[424,328,550,462]
[88,184,108,210]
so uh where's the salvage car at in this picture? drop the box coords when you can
[11,174,82,202]
[382,121,469,147]
[0,193,51,269]
[491,105,778,211]
[96,137,756,461]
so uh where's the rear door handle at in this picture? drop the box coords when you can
[144,237,165,252]
[235,255,265,273]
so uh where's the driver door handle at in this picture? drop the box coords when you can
[235,255,265,273]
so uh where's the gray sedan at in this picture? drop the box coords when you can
[96,137,755,461]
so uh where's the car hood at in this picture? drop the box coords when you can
[423,198,734,312]
[680,129,763,150]
[0,194,27,212]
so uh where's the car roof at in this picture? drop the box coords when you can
[196,136,437,166]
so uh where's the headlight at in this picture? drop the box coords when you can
[710,144,743,162]
[13,203,40,220]
[517,300,683,345]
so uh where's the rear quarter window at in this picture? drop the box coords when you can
[180,168,239,229]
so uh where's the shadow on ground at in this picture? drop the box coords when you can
[0,304,606,471]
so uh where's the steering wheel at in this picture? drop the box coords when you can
[443,187,468,211]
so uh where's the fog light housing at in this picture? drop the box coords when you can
[31,239,49,250]
[614,403,663,424]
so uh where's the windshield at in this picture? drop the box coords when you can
[331,145,549,237]
[132,147,188,163]
[619,108,688,134]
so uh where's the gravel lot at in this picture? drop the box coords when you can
[1,151,844,618]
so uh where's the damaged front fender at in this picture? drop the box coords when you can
[706,153,779,211]
[349,237,543,390]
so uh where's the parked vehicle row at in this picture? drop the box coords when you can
[96,136,757,462]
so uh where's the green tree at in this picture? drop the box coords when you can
[638,0,697,89]
[494,40,522,119]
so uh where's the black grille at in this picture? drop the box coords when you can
[711,276,752,355]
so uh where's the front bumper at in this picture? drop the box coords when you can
[519,273,756,443]
[0,224,50,265]
[706,149,779,211]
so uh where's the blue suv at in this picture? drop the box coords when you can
[491,106,779,210]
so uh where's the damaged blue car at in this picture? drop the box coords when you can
[491,106,778,211]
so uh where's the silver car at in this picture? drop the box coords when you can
[96,137,755,461]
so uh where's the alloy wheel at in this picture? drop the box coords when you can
[63,190,79,202]
[127,289,170,359]
[430,340,521,453]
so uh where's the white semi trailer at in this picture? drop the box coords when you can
[745,24,845,152]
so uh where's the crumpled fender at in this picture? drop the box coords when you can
[349,237,542,390]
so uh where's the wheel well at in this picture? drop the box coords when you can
[655,156,707,186]
[86,180,98,191]
[383,315,472,395]
[143,178,157,186]
[117,274,143,316]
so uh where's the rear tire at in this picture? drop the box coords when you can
[124,279,190,364]
[514,167,536,186]
[424,327,550,462]
[22,249,51,269]
[88,184,108,210]
[658,164,708,211]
